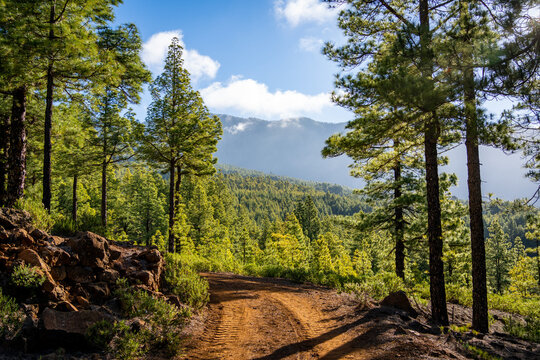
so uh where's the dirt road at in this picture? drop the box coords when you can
[182,273,465,360]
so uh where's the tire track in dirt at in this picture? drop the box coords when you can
[182,273,469,360]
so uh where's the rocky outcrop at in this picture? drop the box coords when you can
[380,290,418,317]
[0,208,166,352]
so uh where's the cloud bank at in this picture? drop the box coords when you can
[274,0,339,27]
[142,30,220,81]
[200,77,333,119]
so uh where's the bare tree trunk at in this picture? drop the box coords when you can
[72,173,78,223]
[465,63,489,333]
[394,161,405,279]
[101,161,107,228]
[168,160,176,253]
[420,0,448,326]
[6,86,27,207]
[461,1,489,333]
[0,110,10,206]
[42,3,55,211]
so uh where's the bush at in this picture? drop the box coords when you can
[14,197,54,232]
[91,278,192,358]
[0,288,25,340]
[10,264,45,289]
[503,316,540,343]
[164,253,209,309]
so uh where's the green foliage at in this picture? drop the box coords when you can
[486,218,514,293]
[14,198,54,232]
[103,278,189,358]
[164,253,209,309]
[0,288,24,340]
[503,316,540,343]
[10,264,45,289]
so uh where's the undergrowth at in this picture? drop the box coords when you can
[0,288,25,341]
[86,278,190,359]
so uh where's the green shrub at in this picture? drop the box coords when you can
[0,288,25,340]
[14,197,54,232]
[110,278,190,357]
[503,316,540,343]
[164,253,209,309]
[10,264,45,289]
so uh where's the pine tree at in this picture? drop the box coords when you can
[142,38,221,252]
[324,0,452,324]
[87,24,150,227]
[294,196,321,242]
[485,218,512,293]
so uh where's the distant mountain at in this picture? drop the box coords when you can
[216,115,359,188]
[215,114,537,201]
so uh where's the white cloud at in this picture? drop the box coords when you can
[225,121,253,134]
[142,30,220,81]
[200,76,333,119]
[299,37,324,52]
[274,0,339,27]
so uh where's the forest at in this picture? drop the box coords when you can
[0,0,539,359]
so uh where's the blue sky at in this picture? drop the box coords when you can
[114,0,352,123]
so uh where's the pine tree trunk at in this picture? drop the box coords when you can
[0,111,9,206]
[394,162,405,279]
[72,173,78,223]
[101,161,107,228]
[424,117,448,326]
[168,161,176,253]
[462,2,489,331]
[6,87,27,207]
[42,3,55,211]
[420,0,448,326]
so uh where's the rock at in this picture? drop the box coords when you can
[12,229,35,246]
[109,246,122,261]
[30,228,49,241]
[55,301,78,312]
[18,248,50,272]
[76,296,90,309]
[98,268,119,283]
[380,291,418,317]
[40,307,111,349]
[66,266,95,283]
[68,232,110,269]
[87,282,110,299]
[0,212,17,230]
[47,286,66,302]
[50,266,66,281]
[47,236,65,246]
[139,248,162,264]
[131,270,157,290]
[0,226,9,241]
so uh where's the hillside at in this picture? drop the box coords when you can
[215,115,538,200]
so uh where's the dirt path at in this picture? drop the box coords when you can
[182,273,466,360]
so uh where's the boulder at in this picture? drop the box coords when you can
[30,228,49,241]
[380,290,418,317]
[18,248,50,272]
[98,268,119,284]
[12,229,35,247]
[67,232,109,269]
[139,248,162,264]
[131,270,157,290]
[40,308,111,349]
[0,208,33,230]
[66,266,95,284]
[50,266,66,281]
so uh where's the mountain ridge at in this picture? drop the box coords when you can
[214,114,537,200]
